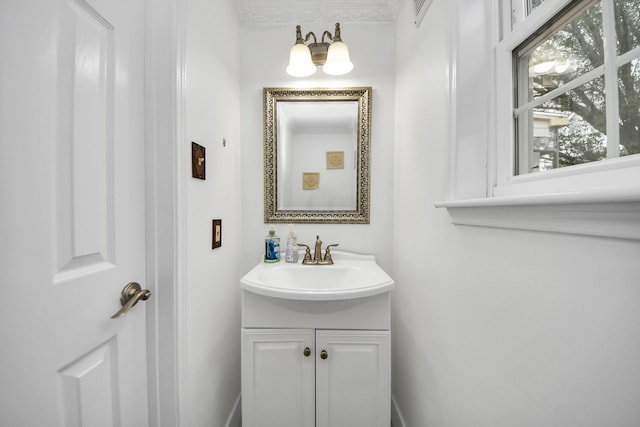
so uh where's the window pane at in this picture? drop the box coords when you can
[614,0,640,56]
[517,1,603,105]
[517,77,607,173]
[619,57,640,156]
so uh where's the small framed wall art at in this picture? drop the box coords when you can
[302,172,320,190]
[326,151,344,169]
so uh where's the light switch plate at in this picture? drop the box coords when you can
[192,141,205,180]
[212,219,222,249]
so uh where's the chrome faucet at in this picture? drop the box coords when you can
[299,235,339,265]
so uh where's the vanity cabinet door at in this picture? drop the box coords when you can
[315,330,391,427]
[241,328,315,427]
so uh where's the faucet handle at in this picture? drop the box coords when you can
[297,244,314,264]
[323,244,339,264]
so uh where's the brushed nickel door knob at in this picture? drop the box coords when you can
[111,282,151,319]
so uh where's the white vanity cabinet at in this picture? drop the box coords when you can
[315,329,390,427]
[241,329,315,427]
[241,328,390,427]
[240,290,392,427]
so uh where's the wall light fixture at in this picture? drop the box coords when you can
[286,23,354,77]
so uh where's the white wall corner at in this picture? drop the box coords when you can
[391,394,408,427]
[225,394,242,427]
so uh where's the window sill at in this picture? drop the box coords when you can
[435,188,640,240]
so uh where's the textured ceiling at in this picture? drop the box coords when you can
[235,0,405,24]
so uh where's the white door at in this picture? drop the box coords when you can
[241,329,316,427]
[316,330,391,427]
[0,0,150,425]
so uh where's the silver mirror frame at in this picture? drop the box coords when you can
[264,87,371,224]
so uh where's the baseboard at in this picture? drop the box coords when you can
[231,393,399,427]
[391,394,407,427]
[224,394,242,427]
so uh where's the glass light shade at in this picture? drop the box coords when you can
[286,44,316,77]
[322,41,353,76]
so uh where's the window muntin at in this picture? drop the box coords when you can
[515,76,607,171]
[513,0,640,175]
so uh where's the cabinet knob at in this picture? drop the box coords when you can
[304,347,311,357]
[320,349,328,359]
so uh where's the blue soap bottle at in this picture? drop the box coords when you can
[264,227,280,263]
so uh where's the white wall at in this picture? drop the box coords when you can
[392,1,640,426]
[239,22,396,275]
[182,0,242,425]
[180,14,395,426]
[180,1,640,425]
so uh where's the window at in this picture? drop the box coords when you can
[513,0,640,175]
[436,0,640,241]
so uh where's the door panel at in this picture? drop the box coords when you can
[56,0,115,281]
[316,330,391,427]
[59,339,119,426]
[0,0,149,424]
[241,329,315,427]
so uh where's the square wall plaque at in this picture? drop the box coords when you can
[302,172,320,190]
[326,151,344,169]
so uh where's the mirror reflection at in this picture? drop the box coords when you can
[263,87,372,224]
[277,101,358,210]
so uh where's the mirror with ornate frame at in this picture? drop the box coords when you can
[263,87,371,224]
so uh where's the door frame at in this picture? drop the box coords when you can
[144,0,186,425]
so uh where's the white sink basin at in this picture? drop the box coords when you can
[240,251,394,301]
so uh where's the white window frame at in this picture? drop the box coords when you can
[436,0,640,240]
